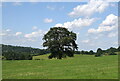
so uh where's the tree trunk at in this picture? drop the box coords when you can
[57,53,62,59]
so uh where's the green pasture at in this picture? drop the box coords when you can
[2,54,118,79]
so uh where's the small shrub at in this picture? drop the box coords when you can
[109,52,117,55]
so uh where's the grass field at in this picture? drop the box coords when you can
[2,54,118,79]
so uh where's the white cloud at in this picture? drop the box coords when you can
[0,3,2,7]
[44,18,53,23]
[82,39,90,43]
[94,37,99,39]
[2,0,39,3]
[110,3,116,7]
[0,29,11,36]
[55,24,63,27]
[0,32,6,36]
[1,28,45,48]
[88,25,116,33]
[6,29,11,32]
[46,5,55,10]
[88,14,118,34]
[46,5,65,11]
[24,30,45,38]
[55,18,95,30]
[108,32,117,37]
[15,32,22,36]
[0,29,23,37]
[114,41,118,45]
[32,26,38,30]
[68,0,109,17]
[13,2,22,6]
[101,14,117,26]
[1,0,120,2]
[29,0,39,2]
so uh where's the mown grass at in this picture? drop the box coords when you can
[2,54,118,79]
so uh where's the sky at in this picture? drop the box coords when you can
[1,0,118,51]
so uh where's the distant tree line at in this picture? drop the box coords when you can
[2,51,32,60]
[1,44,50,60]
[75,46,119,57]
[2,44,50,55]
[95,47,119,57]
[74,50,95,55]
[1,44,119,60]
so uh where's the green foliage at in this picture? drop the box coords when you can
[95,48,103,57]
[106,47,118,53]
[89,50,95,55]
[108,52,117,55]
[3,51,32,60]
[105,47,118,55]
[2,44,119,61]
[43,27,78,59]
[76,50,95,55]
[118,46,120,51]
[1,44,50,56]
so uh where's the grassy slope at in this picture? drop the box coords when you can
[2,54,118,79]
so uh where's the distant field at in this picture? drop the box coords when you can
[33,53,50,60]
[2,54,118,79]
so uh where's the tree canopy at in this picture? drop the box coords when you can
[95,48,103,57]
[43,27,78,59]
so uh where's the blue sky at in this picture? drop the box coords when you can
[1,1,118,51]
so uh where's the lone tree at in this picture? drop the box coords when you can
[43,27,78,59]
